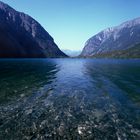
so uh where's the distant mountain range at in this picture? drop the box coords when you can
[62,49,81,57]
[0,1,67,58]
[80,17,140,58]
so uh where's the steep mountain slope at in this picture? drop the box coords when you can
[92,43,140,58]
[81,17,140,58]
[0,1,67,58]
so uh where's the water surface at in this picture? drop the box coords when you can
[0,59,140,140]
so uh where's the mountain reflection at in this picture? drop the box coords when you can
[0,59,59,103]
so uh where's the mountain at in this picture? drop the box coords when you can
[62,49,81,57]
[0,1,67,58]
[80,17,140,58]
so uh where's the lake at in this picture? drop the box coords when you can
[0,58,140,139]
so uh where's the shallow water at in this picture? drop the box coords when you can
[0,58,140,140]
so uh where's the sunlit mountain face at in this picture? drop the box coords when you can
[81,17,140,58]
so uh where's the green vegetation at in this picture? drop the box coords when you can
[92,44,140,58]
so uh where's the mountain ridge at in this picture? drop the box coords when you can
[80,17,140,58]
[0,1,67,58]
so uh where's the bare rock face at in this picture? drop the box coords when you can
[80,17,140,58]
[0,1,67,58]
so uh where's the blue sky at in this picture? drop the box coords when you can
[1,0,140,50]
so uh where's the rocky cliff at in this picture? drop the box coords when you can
[81,17,140,58]
[0,1,67,58]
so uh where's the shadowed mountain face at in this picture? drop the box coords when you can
[0,1,67,58]
[80,17,140,58]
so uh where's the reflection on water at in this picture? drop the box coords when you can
[0,59,140,139]
[0,59,59,103]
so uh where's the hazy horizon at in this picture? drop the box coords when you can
[1,0,140,51]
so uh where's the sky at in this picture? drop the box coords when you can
[1,0,140,51]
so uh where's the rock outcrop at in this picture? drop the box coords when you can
[0,1,67,58]
[81,17,140,58]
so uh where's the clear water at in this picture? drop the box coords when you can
[0,58,140,140]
